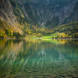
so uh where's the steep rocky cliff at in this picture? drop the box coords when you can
[0,0,23,36]
[18,0,78,28]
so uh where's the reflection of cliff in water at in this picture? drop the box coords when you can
[0,40,78,77]
[0,40,23,59]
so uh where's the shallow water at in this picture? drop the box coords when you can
[0,39,78,78]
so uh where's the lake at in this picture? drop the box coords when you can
[0,39,78,78]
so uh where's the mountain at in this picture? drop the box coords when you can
[0,0,78,38]
[0,0,23,38]
[17,0,78,28]
[52,22,78,38]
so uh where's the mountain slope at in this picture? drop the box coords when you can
[52,22,78,38]
[0,0,23,38]
[17,0,78,28]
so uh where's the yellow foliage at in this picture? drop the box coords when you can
[0,29,5,36]
[57,33,68,37]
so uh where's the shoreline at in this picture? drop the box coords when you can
[0,37,78,41]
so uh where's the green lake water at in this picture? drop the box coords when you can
[0,39,78,78]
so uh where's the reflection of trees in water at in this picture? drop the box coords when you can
[0,39,7,50]
[0,40,78,77]
[0,40,23,61]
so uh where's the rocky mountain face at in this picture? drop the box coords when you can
[17,0,78,28]
[0,0,16,25]
[0,0,78,31]
[0,0,23,35]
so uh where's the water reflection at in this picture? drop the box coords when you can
[0,39,78,78]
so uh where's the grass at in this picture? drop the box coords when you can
[24,34,69,45]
